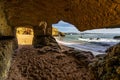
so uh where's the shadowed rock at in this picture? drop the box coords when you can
[89,43,120,80]
[0,40,13,80]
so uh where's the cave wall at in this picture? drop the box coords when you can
[0,1,13,36]
[3,0,120,31]
[2,0,120,46]
[0,1,16,79]
[90,43,120,80]
[0,40,13,80]
[0,0,120,79]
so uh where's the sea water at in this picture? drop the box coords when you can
[55,33,120,55]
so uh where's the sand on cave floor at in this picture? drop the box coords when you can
[6,45,96,80]
[16,34,33,45]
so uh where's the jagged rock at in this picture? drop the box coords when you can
[113,36,120,39]
[0,40,13,80]
[95,54,106,60]
[62,48,94,66]
[116,66,120,74]
[6,46,95,80]
[52,27,65,36]
[106,43,120,57]
[75,51,94,60]
[33,35,61,49]
[89,43,120,80]
[37,45,61,54]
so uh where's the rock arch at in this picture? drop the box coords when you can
[0,0,120,79]
[3,0,120,30]
[1,0,120,47]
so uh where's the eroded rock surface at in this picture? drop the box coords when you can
[3,0,120,31]
[6,45,95,80]
[0,40,13,80]
[90,43,120,80]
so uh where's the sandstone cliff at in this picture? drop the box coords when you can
[52,27,65,36]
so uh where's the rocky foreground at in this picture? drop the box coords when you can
[6,43,120,80]
[90,43,120,80]
[6,45,95,80]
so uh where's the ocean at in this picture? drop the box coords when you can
[55,33,120,55]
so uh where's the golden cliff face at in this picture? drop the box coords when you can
[2,0,120,31]
[52,27,59,36]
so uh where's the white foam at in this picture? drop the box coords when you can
[78,38,120,42]
[56,39,105,55]
[56,39,78,45]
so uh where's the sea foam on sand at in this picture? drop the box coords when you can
[56,39,104,55]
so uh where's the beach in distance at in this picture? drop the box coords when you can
[55,33,120,55]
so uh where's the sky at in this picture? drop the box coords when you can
[52,20,120,33]
[84,28,120,33]
[52,21,80,33]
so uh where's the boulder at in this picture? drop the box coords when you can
[113,36,120,39]
[89,43,120,80]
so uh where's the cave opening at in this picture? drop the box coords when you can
[52,20,80,41]
[52,20,80,34]
[52,20,120,55]
[16,27,34,45]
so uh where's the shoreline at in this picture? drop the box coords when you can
[56,39,106,56]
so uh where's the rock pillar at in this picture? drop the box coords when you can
[12,28,18,50]
[33,21,60,48]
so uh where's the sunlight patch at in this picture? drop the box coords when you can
[16,27,34,45]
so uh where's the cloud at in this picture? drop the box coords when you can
[84,28,120,33]
[53,21,74,27]
[52,20,120,33]
[52,20,80,33]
